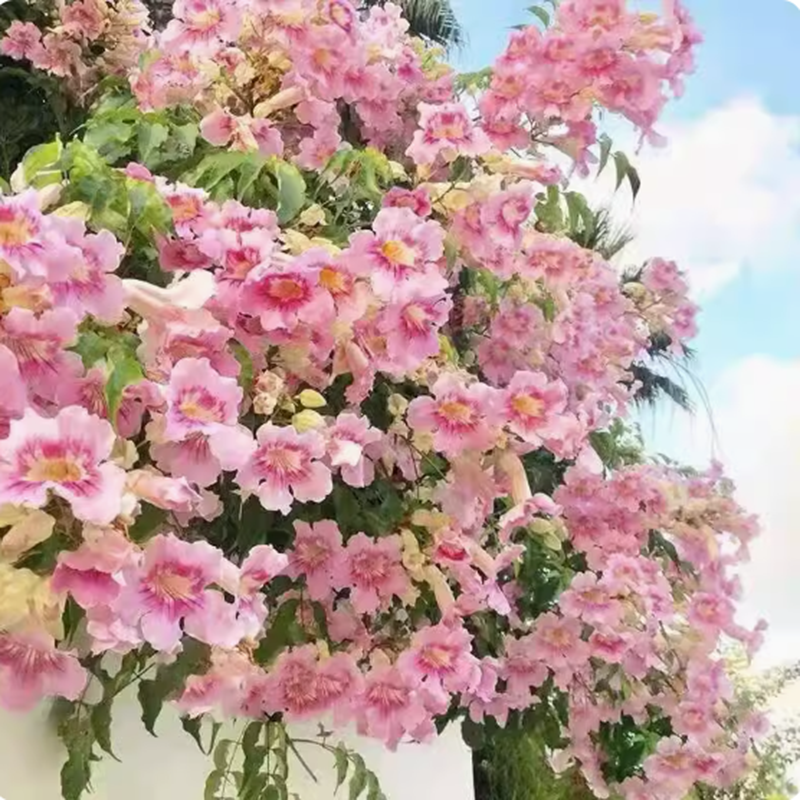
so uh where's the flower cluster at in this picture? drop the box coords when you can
[0,2,766,800]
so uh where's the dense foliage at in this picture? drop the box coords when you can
[0,2,772,800]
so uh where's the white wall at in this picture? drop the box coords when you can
[0,692,474,800]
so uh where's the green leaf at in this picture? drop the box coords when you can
[626,163,641,201]
[236,154,267,202]
[204,769,224,800]
[231,342,254,391]
[613,151,631,192]
[527,5,550,26]
[84,120,135,162]
[105,344,144,428]
[73,330,111,369]
[61,748,93,800]
[261,788,280,800]
[137,641,208,735]
[597,133,613,176]
[128,503,168,544]
[181,716,208,754]
[241,721,268,799]
[90,699,119,761]
[214,738,234,771]
[269,159,306,224]
[334,744,349,792]
[254,599,300,664]
[138,121,169,165]
[187,152,249,192]
[22,137,62,186]
[348,754,368,800]
[461,717,486,750]
[365,772,384,800]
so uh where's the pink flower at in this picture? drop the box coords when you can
[397,622,480,708]
[644,736,699,795]
[501,371,568,444]
[49,225,126,323]
[0,630,88,711]
[51,528,137,609]
[355,662,430,750]
[261,646,361,721]
[502,634,549,704]
[151,357,254,486]
[241,263,334,332]
[340,533,409,615]
[162,0,242,55]
[295,127,343,171]
[383,187,432,217]
[163,357,241,439]
[588,629,630,663]
[0,190,48,278]
[345,207,446,300]
[29,33,81,77]
[378,286,452,371]
[559,572,623,626]
[688,592,735,634]
[119,533,230,651]
[326,413,382,488]
[529,612,589,676]
[127,469,201,512]
[60,0,106,40]
[236,424,333,514]
[287,520,346,601]
[407,374,500,457]
[156,235,213,272]
[0,344,27,438]
[406,102,491,165]
[0,406,125,524]
[0,307,81,400]
[159,182,210,236]
[238,544,289,596]
[0,21,42,60]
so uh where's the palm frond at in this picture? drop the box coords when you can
[361,0,465,49]
[569,207,634,261]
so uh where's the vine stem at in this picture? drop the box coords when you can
[220,725,245,798]
[286,736,319,783]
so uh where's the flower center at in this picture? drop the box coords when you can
[179,389,225,424]
[380,240,415,267]
[168,196,200,223]
[267,277,307,302]
[437,400,474,425]
[191,8,222,31]
[367,680,409,711]
[511,394,544,419]
[262,445,304,476]
[150,567,196,602]
[431,114,467,141]
[420,644,453,671]
[27,457,83,484]
[0,214,33,248]
[319,266,346,294]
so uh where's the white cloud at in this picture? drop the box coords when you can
[579,97,800,297]
[642,356,800,666]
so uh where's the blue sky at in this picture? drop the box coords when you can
[453,0,800,662]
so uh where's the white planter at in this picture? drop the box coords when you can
[0,693,475,800]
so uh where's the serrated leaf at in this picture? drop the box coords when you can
[597,133,613,176]
[348,754,367,800]
[105,344,144,427]
[334,744,349,792]
[138,121,169,165]
[90,699,119,761]
[527,5,550,26]
[269,159,306,224]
